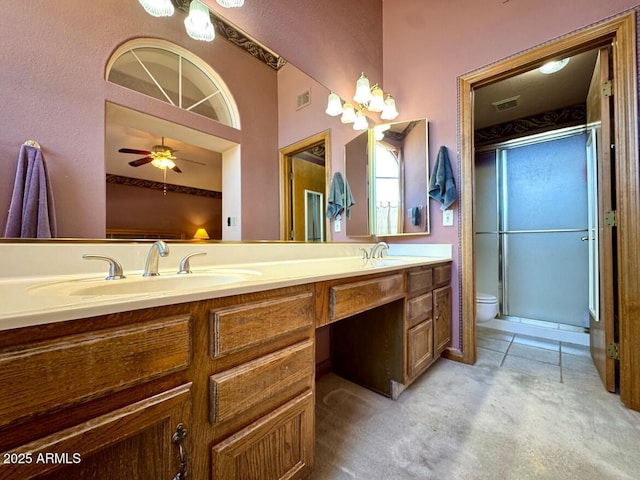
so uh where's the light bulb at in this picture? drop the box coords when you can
[138,0,175,17]
[353,73,372,105]
[368,85,385,112]
[341,103,357,124]
[380,95,398,120]
[353,110,368,131]
[185,0,215,42]
[325,92,343,116]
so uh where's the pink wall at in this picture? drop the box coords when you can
[203,0,383,104]
[106,184,222,240]
[383,0,640,349]
[0,0,278,239]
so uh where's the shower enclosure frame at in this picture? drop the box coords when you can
[476,126,590,326]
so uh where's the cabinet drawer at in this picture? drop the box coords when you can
[212,389,314,480]
[407,320,434,379]
[329,273,404,322]
[1,383,191,479]
[407,268,433,295]
[210,292,314,359]
[209,340,314,424]
[434,264,451,287]
[0,315,191,427]
[407,292,433,329]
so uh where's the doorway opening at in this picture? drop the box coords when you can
[459,13,639,408]
[279,131,331,241]
[475,127,592,344]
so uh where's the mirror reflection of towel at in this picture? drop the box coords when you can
[4,144,57,238]
[428,145,457,211]
[326,172,355,219]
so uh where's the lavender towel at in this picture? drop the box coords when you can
[4,144,57,238]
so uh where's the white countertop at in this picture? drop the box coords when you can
[0,242,452,331]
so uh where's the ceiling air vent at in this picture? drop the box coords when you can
[492,95,520,112]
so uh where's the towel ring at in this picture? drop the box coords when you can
[23,140,41,149]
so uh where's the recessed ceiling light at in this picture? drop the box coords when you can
[539,58,570,74]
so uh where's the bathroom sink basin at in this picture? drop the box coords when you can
[30,270,260,297]
[363,257,414,268]
[368,258,407,267]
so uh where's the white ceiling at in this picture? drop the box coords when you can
[105,103,234,191]
[474,48,599,129]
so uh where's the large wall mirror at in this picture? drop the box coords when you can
[345,118,430,237]
[0,1,338,243]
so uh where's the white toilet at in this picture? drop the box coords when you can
[476,293,498,323]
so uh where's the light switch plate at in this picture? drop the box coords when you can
[334,219,342,232]
[443,209,454,226]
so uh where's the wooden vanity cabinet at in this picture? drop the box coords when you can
[405,262,452,383]
[0,313,193,480]
[0,262,451,479]
[207,285,316,480]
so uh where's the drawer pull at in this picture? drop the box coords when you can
[172,423,188,480]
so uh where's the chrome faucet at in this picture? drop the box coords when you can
[143,241,169,277]
[177,252,206,274]
[370,241,389,259]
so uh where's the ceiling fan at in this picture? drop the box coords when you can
[118,137,182,173]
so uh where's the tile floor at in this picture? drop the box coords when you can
[476,325,599,385]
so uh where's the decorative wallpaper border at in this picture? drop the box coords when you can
[106,174,222,199]
[172,0,287,70]
[475,103,586,146]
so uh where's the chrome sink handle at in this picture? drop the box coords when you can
[359,248,371,263]
[143,241,170,277]
[177,252,207,274]
[82,254,126,280]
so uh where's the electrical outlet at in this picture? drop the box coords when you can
[334,219,341,232]
[443,209,454,226]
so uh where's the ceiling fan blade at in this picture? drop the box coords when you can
[129,157,153,167]
[172,164,182,173]
[119,148,152,155]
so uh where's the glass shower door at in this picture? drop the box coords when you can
[501,133,589,327]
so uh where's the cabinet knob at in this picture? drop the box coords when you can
[172,423,188,480]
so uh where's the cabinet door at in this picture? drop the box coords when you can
[211,390,314,480]
[407,319,434,379]
[434,285,452,355]
[2,384,192,480]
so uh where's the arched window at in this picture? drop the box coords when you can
[106,39,239,128]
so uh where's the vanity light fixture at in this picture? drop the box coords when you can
[325,92,343,116]
[380,94,399,120]
[137,0,175,17]
[353,110,369,131]
[539,58,570,74]
[216,0,245,7]
[325,72,399,126]
[340,102,357,124]
[184,0,215,42]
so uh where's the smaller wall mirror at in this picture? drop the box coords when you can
[345,118,430,237]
